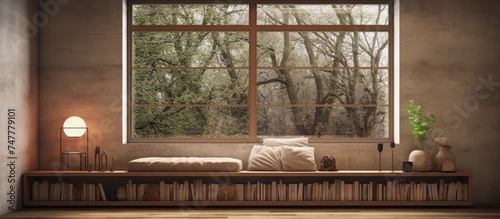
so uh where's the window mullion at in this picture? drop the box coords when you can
[248,2,258,141]
[255,25,390,32]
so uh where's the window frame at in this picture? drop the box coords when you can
[126,0,395,143]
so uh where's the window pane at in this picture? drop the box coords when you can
[133,32,249,67]
[128,2,393,142]
[257,32,389,68]
[133,106,249,138]
[257,106,388,138]
[257,4,388,25]
[133,4,249,25]
[133,69,249,105]
[258,69,388,105]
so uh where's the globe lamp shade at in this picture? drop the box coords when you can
[63,116,87,137]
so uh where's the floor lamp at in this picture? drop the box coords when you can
[60,116,88,171]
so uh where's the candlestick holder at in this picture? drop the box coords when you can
[377,143,383,171]
[390,142,396,171]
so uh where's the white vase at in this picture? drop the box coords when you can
[408,149,434,171]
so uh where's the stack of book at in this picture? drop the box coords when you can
[121,179,468,202]
[31,181,107,201]
[31,179,467,202]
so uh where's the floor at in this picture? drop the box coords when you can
[2,206,500,219]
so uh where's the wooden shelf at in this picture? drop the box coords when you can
[23,170,472,177]
[23,170,472,207]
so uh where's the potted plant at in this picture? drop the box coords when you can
[405,100,436,171]
[406,100,436,145]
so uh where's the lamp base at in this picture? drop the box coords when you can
[61,152,87,171]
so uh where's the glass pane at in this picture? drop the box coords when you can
[257,106,388,138]
[257,4,388,25]
[257,32,389,68]
[133,32,249,67]
[133,69,249,105]
[133,4,249,25]
[129,3,393,141]
[133,106,249,138]
[257,69,316,105]
[258,69,389,105]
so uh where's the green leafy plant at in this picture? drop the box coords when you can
[406,100,436,142]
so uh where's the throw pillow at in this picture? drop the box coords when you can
[247,145,282,171]
[280,146,317,171]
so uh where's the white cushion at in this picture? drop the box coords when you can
[128,157,242,172]
[247,145,282,171]
[280,146,317,171]
[262,137,309,147]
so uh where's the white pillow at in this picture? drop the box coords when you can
[262,137,309,147]
[280,146,317,171]
[247,145,282,171]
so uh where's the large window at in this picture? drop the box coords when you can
[127,0,394,143]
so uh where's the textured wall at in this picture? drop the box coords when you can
[37,0,500,204]
[399,0,500,204]
[0,0,38,215]
[38,0,123,171]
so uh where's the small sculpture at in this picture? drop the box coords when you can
[319,155,338,171]
[100,150,108,172]
[94,145,101,172]
[110,156,116,172]
[434,137,455,172]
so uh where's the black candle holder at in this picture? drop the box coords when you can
[390,142,396,172]
[377,143,383,171]
[402,161,413,172]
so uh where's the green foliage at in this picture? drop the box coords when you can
[405,100,436,142]
[130,3,390,139]
[131,5,250,138]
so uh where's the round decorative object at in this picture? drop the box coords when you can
[408,149,434,171]
[318,155,338,171]
[216,183,237,201]
[63,116,87,137]
[434,137,455,172]
[117,187,127,201]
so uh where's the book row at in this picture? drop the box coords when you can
[31,179,468,202]
[32,181,107,201]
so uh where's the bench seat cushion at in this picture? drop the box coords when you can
[128,157,243,172]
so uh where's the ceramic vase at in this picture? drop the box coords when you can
[434,137,455,172]
[408,149,434,172]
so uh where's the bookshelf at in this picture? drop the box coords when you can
[23,170,472,207]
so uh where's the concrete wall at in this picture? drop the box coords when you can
[38,0,123,171]
[399,0,500,204]
[0,0,38,215]
[37,0,500,204]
